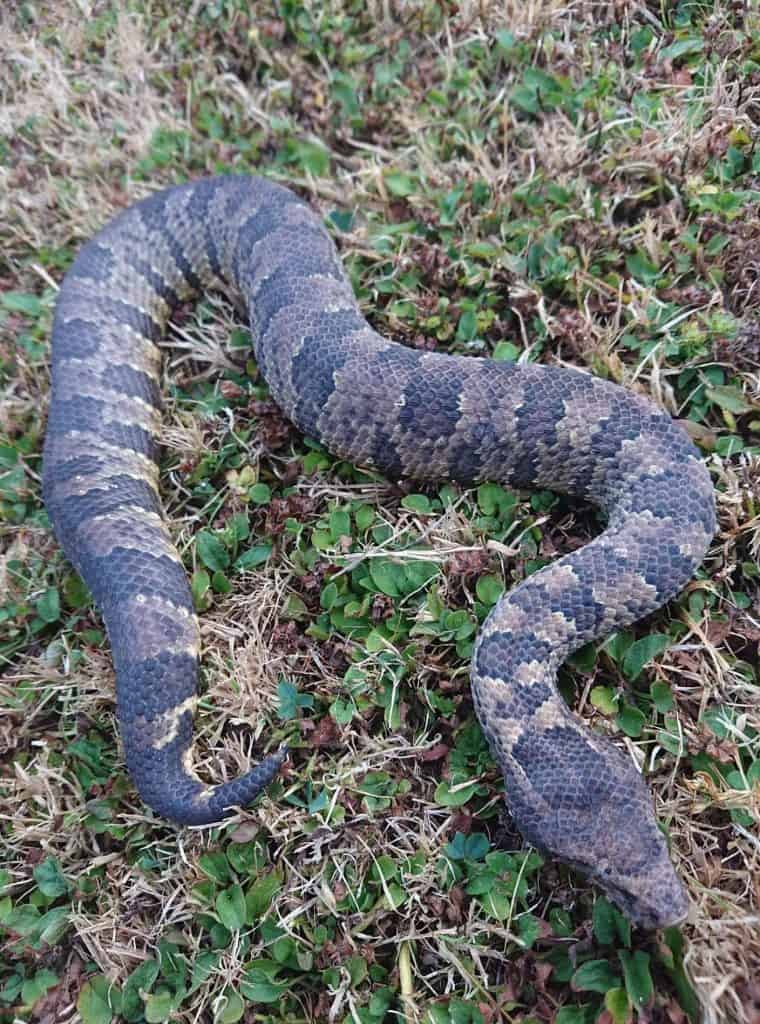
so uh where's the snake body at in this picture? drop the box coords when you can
[43,175,715,928]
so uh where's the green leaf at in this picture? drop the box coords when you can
[191,569,210,607]
[705,385,753,414]
[238,977,286,1003]
[311,528,333,551]
[626,251,660,285]
[196,531,230,572]
[228,512,250,541]
[277,678,298,719]
[277,678,313,720]
[329,507,351,539]
[715,435,744,457]
[701,705,730,738]
[370,854,398,884]
[198,851,231,884]
[603,630,633,664]
[590,686,618,715]
[445,831,489,861]
[439,184,465,225]
[0,464,27,500]
[347,954,369,986]
[21,969,58,1009]
[4,904,40,936]
[495,29,516,54]
[1,291,43,316]
[619,949,653,1007]
[38,906,70,945]
[36,587,60,624]
[368,560,403,597]
[555,1005,595,1024]
[246,872,282,920]
[571,958,621,993]
[388,299,416,319]
[476,483,515,517]
[33,857,70,899]
[661,926,700,1020]
[249,483,271,505]
[568,642,597,673]
[456,309,477,341]
[604,988,632,1024]
[355,505,375,532]
[517,913,541,948]
[78,979,113,1024]
[216,884,247,931]
[381,881,406,910]
[239,961,287,1003]
[650,681,674,713]
[593,897,631,947]
[227,842,265,875]
[401,493,433,514]
[465,869,498,896]
[660,36,703,60]
[235,543,272,570]
[330,697,355,724]
[283,594,308,620]
[188,952,221,996]
[434,780,478,807]
[621,633,669,680]
[428,999,485,1024]
[384,170,416,196]
[549,908,574,938]
[368,988,394,1017]
[212,570,231,593]
[0,973,22,1004]
[144,989,174,1023]
[492,340,521,362]
[479,887,510,920]
[328,209,353,232]
[284,140,329,176]
[466,242,499,260]
[217,989,245,1023]
[122,960,159,1022]
[615,704,646,737]
[64,573,91,609]
[475,574,504,606]
[464,833,490,860]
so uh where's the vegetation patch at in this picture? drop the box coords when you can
[1,2,758,1023]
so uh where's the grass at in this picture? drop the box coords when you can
[1,1,759,1022]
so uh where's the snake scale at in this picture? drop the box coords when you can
[43,175,715,928]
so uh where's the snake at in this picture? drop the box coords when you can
[42,174,715,929]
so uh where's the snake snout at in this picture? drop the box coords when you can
[584,849,689,930]
[561,796,689,929]
[597,868,688,930]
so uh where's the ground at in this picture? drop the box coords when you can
[1,2,759,1023]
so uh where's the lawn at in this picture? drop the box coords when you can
[1,2,759,1023]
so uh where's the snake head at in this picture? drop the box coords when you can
[568,830,689,930]
[505,724,689,929]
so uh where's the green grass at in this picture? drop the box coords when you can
[1,2,759,1022]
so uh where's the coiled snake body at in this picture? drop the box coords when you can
[43,176,715,928]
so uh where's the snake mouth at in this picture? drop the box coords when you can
[597,879,687,930]
[569,859,689,930]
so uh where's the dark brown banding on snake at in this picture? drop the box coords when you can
[43,175,714,924]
